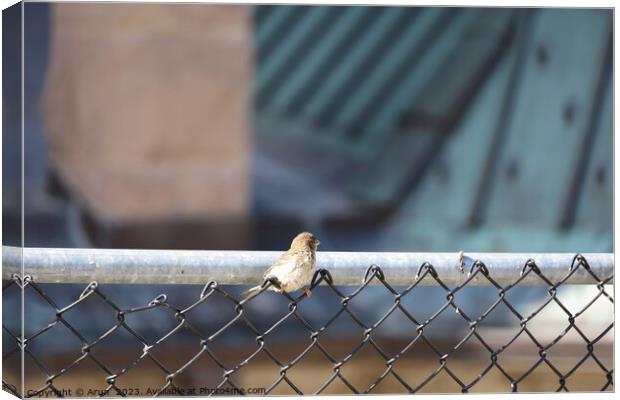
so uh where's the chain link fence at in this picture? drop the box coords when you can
[2,250,614,396]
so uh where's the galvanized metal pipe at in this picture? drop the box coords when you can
[1,246,613,286]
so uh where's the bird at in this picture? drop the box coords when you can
[243,232,320,298]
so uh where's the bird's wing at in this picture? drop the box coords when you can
[263,251,297,280]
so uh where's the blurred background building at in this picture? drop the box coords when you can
[3,3,612,253]
[3,2,613,394]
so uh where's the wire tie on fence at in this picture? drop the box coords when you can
[310,269,322,288]
[320,268,333,285]
[467,262,476,277]
[415,264,424,280]
[538,349,547,359]
[10,273,22,286]
[200,280,218,298]
[416,262,438,280]
[117,311,125,322]
[363,264,374,282]
[11,273,30,288]
[375,265,385,281]
[166,373,176,383]
[255,335,264,344]
[457,250,465,273]
[569,253,590,272]
[468,260,489,277]
[310,268,333,288]
[175,311,186,322]
[80,281,98,298]
[520,259,540,276]
[81,344,90,354]
[586,343,593,353]
[363,264,384,283]
[106,375,117,385]
[149,294,167,306]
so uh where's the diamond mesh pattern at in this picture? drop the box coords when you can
[2,254,613,396]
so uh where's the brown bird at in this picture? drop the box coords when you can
[243,232,320,298]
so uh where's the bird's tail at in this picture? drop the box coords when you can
[242,285,262,298]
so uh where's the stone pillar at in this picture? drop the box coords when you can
[42,3,253,247]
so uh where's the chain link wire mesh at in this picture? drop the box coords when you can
[2,254,614,396]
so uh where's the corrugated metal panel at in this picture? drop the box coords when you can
[253,6,612,252]
[482,9,612,228]
[573,74,612,235]
[255,7,514,160]
[346,8,515,208]
[375,9,612,252]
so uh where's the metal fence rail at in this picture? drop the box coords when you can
[2,246,614,285]
[2,247,614,396]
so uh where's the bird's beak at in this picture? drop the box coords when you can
[316,240,321,246]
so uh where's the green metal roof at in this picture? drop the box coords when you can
[253,6,612,252]
[254,6,515,159]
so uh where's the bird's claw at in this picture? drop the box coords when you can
[304,288,312,298]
